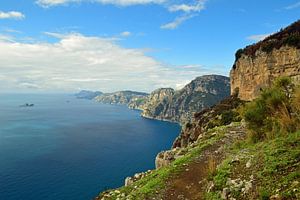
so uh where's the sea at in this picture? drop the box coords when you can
[0,94,180,200]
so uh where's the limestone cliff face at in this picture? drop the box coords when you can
[231,46,300,100]
[140,88,175,120]
[141,75,230,124]
[231,20,300,101]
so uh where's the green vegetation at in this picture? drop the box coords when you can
[205,78,300,199]
[242,77,300,142]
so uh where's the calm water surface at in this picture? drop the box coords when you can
[0,94,180,200]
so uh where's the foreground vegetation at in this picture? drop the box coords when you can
[206,77,300,199]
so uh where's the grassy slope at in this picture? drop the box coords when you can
[98,128,300,200]
[206,131,300,200]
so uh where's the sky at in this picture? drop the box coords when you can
[0,0,299,93]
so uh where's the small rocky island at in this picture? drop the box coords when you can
[19,103,34,107]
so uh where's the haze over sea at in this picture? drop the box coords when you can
[0,94,180,200]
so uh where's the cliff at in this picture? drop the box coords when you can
[141,75,230,124]
[94,91,148,106]
[231,20,300,101]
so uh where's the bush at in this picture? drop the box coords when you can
[283,32,300,47]
[220,110,240,126]
[235,49,244,60]
[242,77,299,142]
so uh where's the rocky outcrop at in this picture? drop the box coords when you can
[141,75,230,124]
[172,94,244,148]
[231,20,300,101]
[231,46,300,101]
[75,90,103,100]
[94,91,148,105]
[141,88,175,120]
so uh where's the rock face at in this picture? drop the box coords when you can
[141,75,230,124]
[172,94,244,148]
[231,47,300,101]
[231,20,300,101]
[75,90,103,100]
[94,91,148,106]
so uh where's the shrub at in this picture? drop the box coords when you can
[220,110,240,125]
[242,77,299,142]
[283,32,300,47]
[261,40,277,53]
[235,49,244,60]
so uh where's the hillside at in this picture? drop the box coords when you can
[94,91,148,106]
[141,75,230,124]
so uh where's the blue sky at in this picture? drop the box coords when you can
[0,0,299,93]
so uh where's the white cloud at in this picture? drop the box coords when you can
[36,0,166,7]
[0,11,25,20]
[285,1,300,10]
[162,0,207,30]
[0,33,216,93]
[246,33,271,42]
[120,31,131,37]
[161,14,195,30]
[36,0,208,30]
[168,0,206,13]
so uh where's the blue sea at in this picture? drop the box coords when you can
[0,94,180,200]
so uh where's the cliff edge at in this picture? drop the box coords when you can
[231,20,300,101]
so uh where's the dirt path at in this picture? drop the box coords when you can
[161,125,246,200]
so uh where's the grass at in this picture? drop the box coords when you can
[205,130,300,199]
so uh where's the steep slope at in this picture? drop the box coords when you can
[231,20,300,100]
[141,75,230,124]
[94,91,148,106]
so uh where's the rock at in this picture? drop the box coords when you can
[173,94,244,148]
[230,20,300,101]
[270,194,281,200]
[125,177,134,186]
[141,75,230,124]
[207,181,215,192]
[244,181,252,194]
[177,194,185,200]
[231,156,240,164]
[246,159,252,168]
[221,188,230,199]
[155,150,175,168]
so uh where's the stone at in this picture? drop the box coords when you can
[270,194,281,200]
[246,159,252,168]
[231,46,300,101]
[155,150,175,168]
[207,181,215,192]
[221,188,230,199]
[244,181,252,194]
[141,75,230,125]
